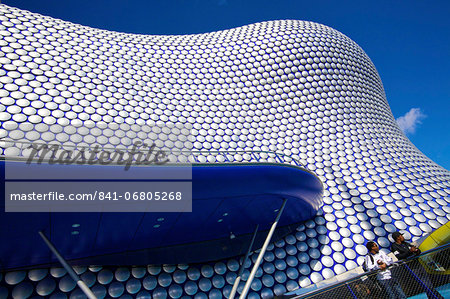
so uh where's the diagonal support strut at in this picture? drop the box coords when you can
[239,198,287,299]
[39,230,97,299]
[229,224,259,299]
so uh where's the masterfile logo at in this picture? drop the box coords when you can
[25,141,170,170]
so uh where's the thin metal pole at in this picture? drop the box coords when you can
[239,199,287,299]
[346,282,358,299]
[229,224,259,299]
[39,231,97,299]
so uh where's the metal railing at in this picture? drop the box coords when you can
[284,243,450,299]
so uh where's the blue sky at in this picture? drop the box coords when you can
[3,0,450,170]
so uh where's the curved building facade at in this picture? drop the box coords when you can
[0,4,449,298]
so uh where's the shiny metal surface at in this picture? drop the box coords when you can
[0,4,449,297]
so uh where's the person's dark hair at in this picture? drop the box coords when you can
[366,241,376,251]
[392,231,402,241]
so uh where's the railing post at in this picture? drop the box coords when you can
[274,152,284,163]
[250,152,260,162]
[346,282,358,299]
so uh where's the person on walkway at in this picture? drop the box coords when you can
[391,231,421,259]
[364,241,407,299]
[390,232,444,299]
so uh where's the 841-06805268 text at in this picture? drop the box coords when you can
[5,182,192,212]
[98,191,183,201]
[8,191,184,201]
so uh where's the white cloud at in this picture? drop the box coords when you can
[396,108,426,135]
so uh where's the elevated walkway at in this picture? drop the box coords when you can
[282,241,449,299]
